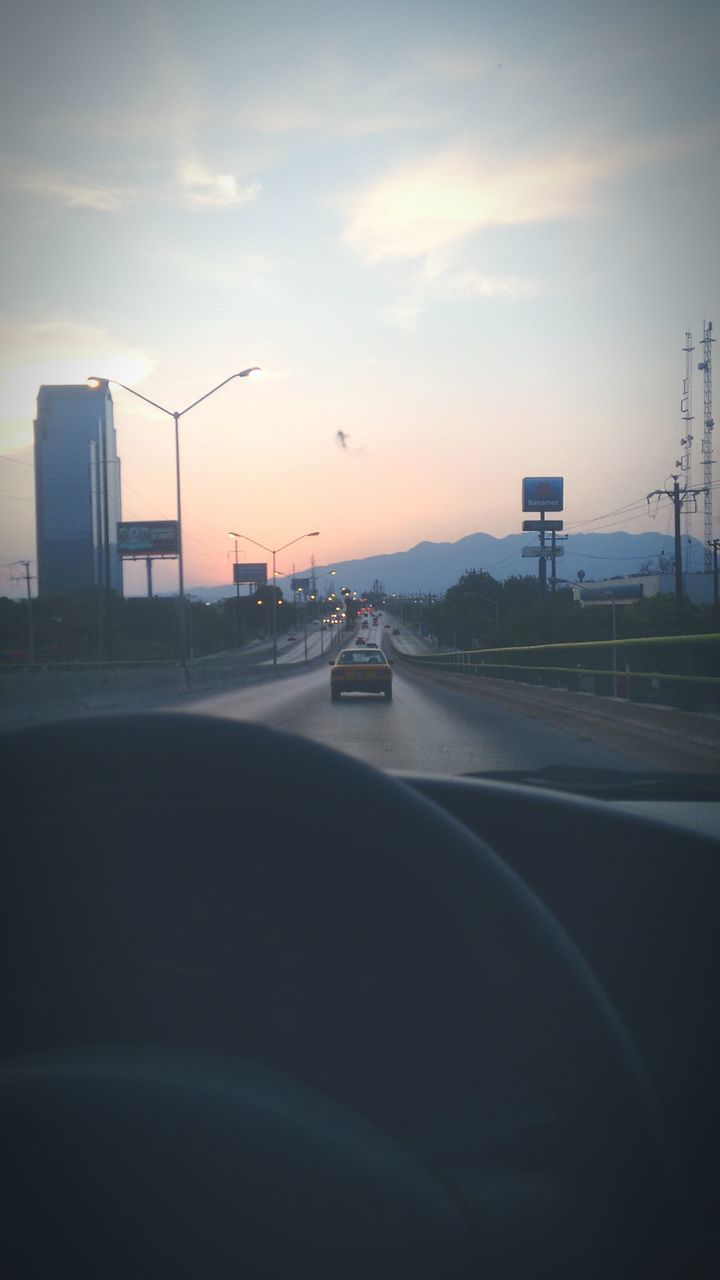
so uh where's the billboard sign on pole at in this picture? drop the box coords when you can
[522,546,564,558]
[522,519,564,532]
[578,583,642,603]
[522,477,564,512]
[291,577,311,593]
[233,562,267,585]
[117,521,179,557]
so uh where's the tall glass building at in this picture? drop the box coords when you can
[34,383,122,596]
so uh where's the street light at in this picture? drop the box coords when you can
[228,531,319,668]
[88,368,260,663]
[551,577,618,698]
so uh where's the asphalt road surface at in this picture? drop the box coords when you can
[195,620,341,668]
[185,624,646,776]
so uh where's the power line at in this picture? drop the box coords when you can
[0,454,32,466]
[564,496,650,531]
[0,492,34,502]
[564,544,674,561]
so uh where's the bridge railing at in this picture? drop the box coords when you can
[394,632,720,713]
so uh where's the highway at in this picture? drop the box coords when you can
[194,619,340,668]
[185,620,646,776]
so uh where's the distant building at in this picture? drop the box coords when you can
[34,383,122,596]
[573,573,714,608]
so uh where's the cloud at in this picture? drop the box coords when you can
[147,245,280,296]
[0,320,155,425]
[5,168,131,211]
[379,265,539,331]
[244,102,427,138]
[421,261,540,301]
[343,141,660,262]
[388,45,503,91]
[177,155,261,208]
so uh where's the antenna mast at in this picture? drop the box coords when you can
[698,321,715,571]
[676,331,694,572]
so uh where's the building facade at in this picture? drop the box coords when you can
[34,384,122,596]
[573,573,715,608]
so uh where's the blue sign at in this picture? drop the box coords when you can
[522,477,564,512]
[579,583,643,603]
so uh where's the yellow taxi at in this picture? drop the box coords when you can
[329,648,394,701]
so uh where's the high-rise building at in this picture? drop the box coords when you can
[34,383,122,596]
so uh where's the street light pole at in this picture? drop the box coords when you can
[172,410,187,657]
[89,368,259,664]
[552,577,618,698]
[229,530,319,669]
[272,548,277,667]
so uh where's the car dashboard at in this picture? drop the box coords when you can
[399,768,720,1269]
[3,714,719,1278]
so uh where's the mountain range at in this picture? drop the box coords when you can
[184,529,705,603]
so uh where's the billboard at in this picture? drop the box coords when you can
[291,577,311,593]
[578,583,643,603]
[522,546,564,558]
[522,519,564,532]
[117,521,179,557]
[522,477,564,512]
[233,562,267,585]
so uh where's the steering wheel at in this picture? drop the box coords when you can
[2,713,669,1278]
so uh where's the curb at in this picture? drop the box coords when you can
[393,654,720,773]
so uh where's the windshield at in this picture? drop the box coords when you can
[338,651,386,665]
[1,1,718,788]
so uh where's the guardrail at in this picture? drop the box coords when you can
[394,632,720,713]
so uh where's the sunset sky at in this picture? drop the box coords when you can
[1,0,718,596]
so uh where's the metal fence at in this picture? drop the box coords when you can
[395,632,720,713]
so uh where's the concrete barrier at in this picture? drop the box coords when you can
[392,648,720,772]
[0,634,347,727]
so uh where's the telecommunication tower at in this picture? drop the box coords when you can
[676,331,694,572]
[698,322,715,571]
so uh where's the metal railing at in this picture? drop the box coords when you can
[394,632,720,712]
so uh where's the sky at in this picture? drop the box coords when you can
[1,0,718,596]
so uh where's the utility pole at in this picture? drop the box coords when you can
[94,419,113,663]
[676,331,694,572]
[698,322,715,571]
[550,525,556,592]
[673,477,683,616]
[709,539,720,615]
[11,562,36,664]
[647,476,707,625]
[539,511,547,597]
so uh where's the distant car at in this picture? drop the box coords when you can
[329,649,393,701]
[392,628,400,635]
[355,635,366,645]
[286,633,297,641]
[365,641,379,648]
[383,624,390,629]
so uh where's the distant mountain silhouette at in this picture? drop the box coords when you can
[185,528,704,602]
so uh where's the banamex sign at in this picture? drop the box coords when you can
[522,477,564,513]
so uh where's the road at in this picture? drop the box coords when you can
[194,620,347,669]
[184,621,646,776]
